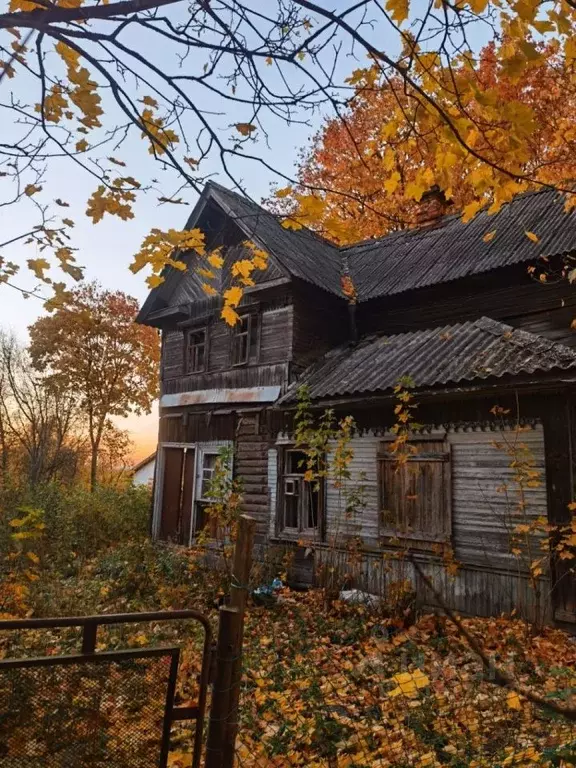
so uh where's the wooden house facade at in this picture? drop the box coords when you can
[137,183,576,626]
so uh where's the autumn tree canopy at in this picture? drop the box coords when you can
[275,39,576,244]
[2,1,576,318]
[28,283,160,489]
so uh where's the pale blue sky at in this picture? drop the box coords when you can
[0,4,490,455]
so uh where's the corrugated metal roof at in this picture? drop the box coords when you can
[345,189,576,302]
[138,184,576,324]
[279,317,576,403]
[208,183,343,295]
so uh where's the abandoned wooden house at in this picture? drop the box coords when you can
[137,183,576,625]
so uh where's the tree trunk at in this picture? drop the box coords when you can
[90,445,98,492]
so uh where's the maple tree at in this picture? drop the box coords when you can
[276,38,576,243]
[2,2,576,319]
[27,282,159,489]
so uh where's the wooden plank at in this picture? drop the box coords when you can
[160,447,184,541]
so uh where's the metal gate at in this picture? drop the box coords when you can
[0,610,213,768]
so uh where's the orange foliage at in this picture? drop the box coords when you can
[277,41,576,244]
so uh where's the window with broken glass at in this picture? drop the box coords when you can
[278,448,322,536]
[185,328,206,373]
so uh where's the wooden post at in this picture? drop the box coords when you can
[205,605,242,768]
[222,514,256,768]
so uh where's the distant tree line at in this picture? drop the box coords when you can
[0,283,159,490]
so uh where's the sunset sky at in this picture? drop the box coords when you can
[1,89,322,461]
[1,11,489,463]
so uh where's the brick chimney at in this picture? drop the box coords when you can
[414,185,451,228]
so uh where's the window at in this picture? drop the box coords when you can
[231,314,259,366]
[378,439,451,542]
[199,452,218,500]
[278,448,322,535]
[185,328,206,373]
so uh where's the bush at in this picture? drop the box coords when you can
[0,481,152,616]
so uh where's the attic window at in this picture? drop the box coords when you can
[232,313,259,366]
[185,328,206,373]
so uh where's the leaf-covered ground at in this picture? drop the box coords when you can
[1,539,575,768]
[228,591,576,768]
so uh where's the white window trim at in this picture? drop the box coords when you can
[152,440,232,545]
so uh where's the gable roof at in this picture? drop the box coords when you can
[138,184,576,324]
[131,451,156,473]
[207,183,343,295]
[279,317,576,403]
[137,181,343,323]
[345,189,576,302]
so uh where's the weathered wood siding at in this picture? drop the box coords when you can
[268,425,550,620]
[158,409,235,444]
[235,411,271,539]
[291,281,348,372]
[358,266,576,347]
[161,304,294,395]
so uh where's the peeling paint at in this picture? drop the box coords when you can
[160,386,281,408]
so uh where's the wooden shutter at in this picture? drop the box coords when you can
[379,440,451,542]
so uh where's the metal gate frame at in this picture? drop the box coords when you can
[0,610,213,768]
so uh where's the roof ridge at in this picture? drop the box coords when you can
[340,186,569,256]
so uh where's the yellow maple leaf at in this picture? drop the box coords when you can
[386,0,409,24]
[140,95,158,108]
[388,669,430,698]
[223,286,243,307]
[202,283,217,296]
[281,218,303,231]
[274,186,292,198]
[384,171,401,195]
[27,258,50,280]
[75,139,88,152]
[483,230,496,243]
[207,251,224,269]
[146,274,164,288]
[24,184,42,197]
[462,200,482,223]
[234,122,256,136]
[231,260,255,279]
[525,230,539,243]
[506,691,522,710]
[221,304,240,326]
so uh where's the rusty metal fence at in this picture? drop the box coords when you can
[0,611,212,768]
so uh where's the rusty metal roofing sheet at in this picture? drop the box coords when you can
[279,317,576,403]
[161,386,281,408]
[345,189,576,302]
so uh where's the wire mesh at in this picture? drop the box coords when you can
[0,649,177,768]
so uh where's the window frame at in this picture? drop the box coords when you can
[276,446,324,539]
[184,326,208,374]
[198,450,220,501]
[378,435,452,544]
[231,312,260,367]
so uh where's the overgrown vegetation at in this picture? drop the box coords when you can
[0,480,574,767]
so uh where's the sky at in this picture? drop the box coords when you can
[0,2,491,461]
[1,4,362,460]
